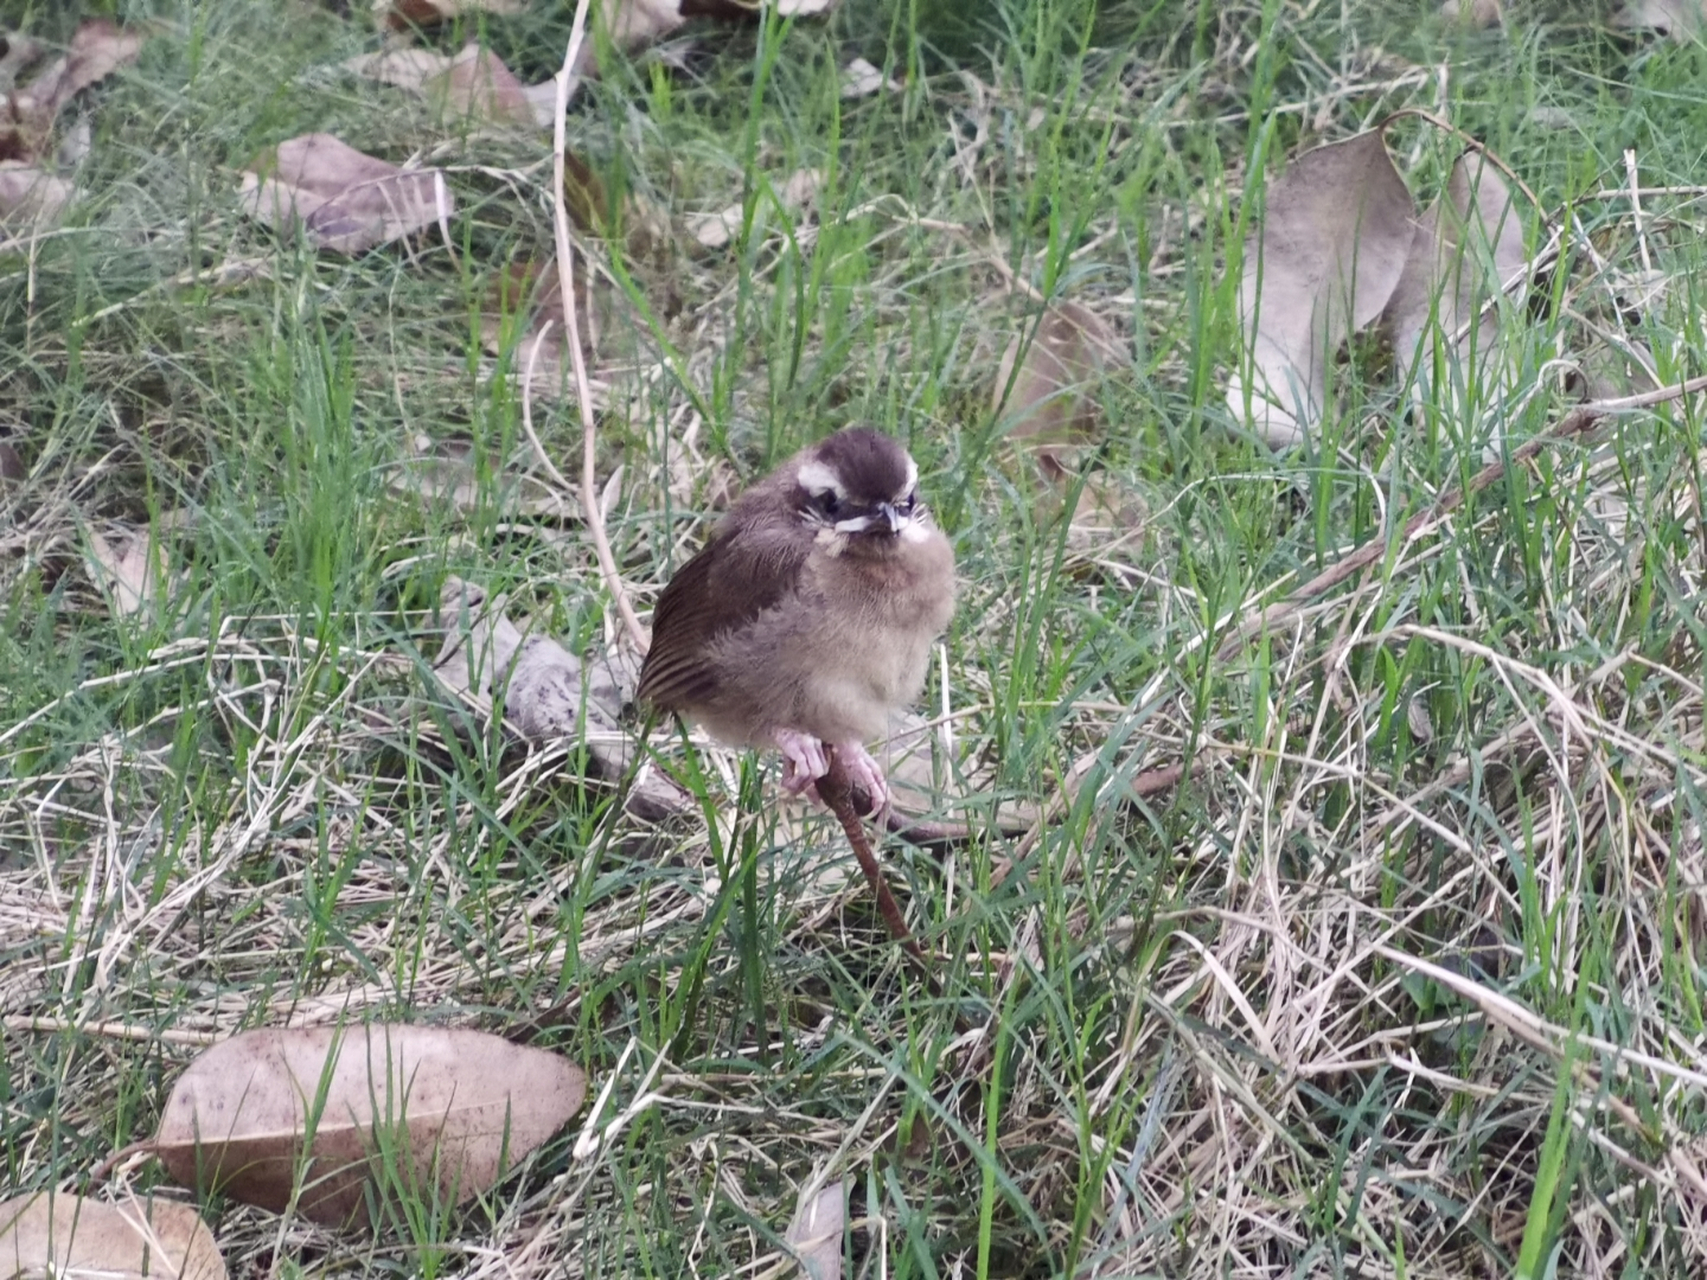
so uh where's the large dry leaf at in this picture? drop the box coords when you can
[1382,152,1527,395]
[785,1179,845,1280]
[689,167,819,248]
[992,299,1123,471]
[435,577,694,821]
[0,1192,226,1280]
[1226,130,1416,446]
[153,1024,587,1229]
[345,45,538,127]
[0,160,72,228]
[376,0,525,29]
[1441,0,1502,26]
[0,20,143,162]
[240,134,450,254]
[85,523,181,620]
[1613,0,1706,38]
[391,433,580,520]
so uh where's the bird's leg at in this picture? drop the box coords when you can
[773,729,829,795]
[830,739,889,816]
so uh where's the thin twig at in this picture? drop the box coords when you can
[1216,372,1707,659]
[552,2,649,656]
[813,747,932,971]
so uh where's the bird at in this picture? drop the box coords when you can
[637,425,955,813]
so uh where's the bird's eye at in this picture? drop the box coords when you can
[898,491,918,513]
[811,490,840,517]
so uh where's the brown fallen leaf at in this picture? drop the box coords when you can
[152,1024,587,1229]
[345,44,536,127]
[239,133,451,254]
[785,1179,845,1280]
[480,256,640,407]
[85,523,181,620]
[0,20,144,162]
[1441,0,1502,26]
[0,440,23,484]
[1226,130,1416,446]
[434,577,693,821]
[0,160,73,229]
[689,167,819,249]
[376,0,525,29]
[1381,151,1527,397]
[391,433,581,520]
[1613,0,1705,38]
[992,299,1123,474]
[0,1192,226,1280]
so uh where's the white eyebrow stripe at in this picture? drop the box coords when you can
[797,459,844,496]
[902,455,918,495]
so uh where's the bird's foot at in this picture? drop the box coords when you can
[774,729,829,796]
[831,739,889,816]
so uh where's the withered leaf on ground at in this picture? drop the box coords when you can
[391,433,580,521]
[992,299,1124,476]
[1613,0,1706,38]
[434,577,693,821]
[0,161,73,229]
[1381,151,1527,396]
[784,1179,845,1280]
[376,0,525,30]
[152,1024,587,1229]
[1441,0,1503,26]
[0,1192,227,1280]
[689,167,819,248]
[240,133,451,254]
[1226,130,1415,446]
[0,19,144,163]
[345,45,538,127]
[85,522,182,620]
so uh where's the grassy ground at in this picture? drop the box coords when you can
[4,0,1707,1275]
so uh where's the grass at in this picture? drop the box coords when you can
[3,0,1707,1275]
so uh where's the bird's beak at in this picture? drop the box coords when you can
[877,502,902,534]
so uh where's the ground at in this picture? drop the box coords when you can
[3,0,1707,1276]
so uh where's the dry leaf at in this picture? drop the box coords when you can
[689,167,820,248]
[840,56,900,98]
[434,577,693,821]
[152,1024,587,1229]
[0,440,23,484]
[0,1192,226,1280]
[376,0,525,30]
[785,1179,845,1280]
[480,256,640,407]
[1613,0,1706,38]
[992,300,1123,471]
[0,161,72,228]
[1381,152,1527,395]
[1226,130,1416,446]
[1441,0,1502,26]
[391,433,581,520]
[85,524,180,620]
[346,45,536,127]
[239,133,450,254]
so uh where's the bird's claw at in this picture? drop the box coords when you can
[774,729,829,795]
[832,740,889,816]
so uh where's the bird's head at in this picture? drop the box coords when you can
[793,427,928,552]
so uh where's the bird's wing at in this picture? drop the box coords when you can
[637,521,811,713]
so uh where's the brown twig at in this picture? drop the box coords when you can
[813,746,932,971]
[551,1,649,657]
[1216,373,1707,660]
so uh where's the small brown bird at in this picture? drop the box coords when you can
[638,426,955,811]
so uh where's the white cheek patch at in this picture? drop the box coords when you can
[899,518,931,543]
[834,515,874,534]
[797,460,844,498]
